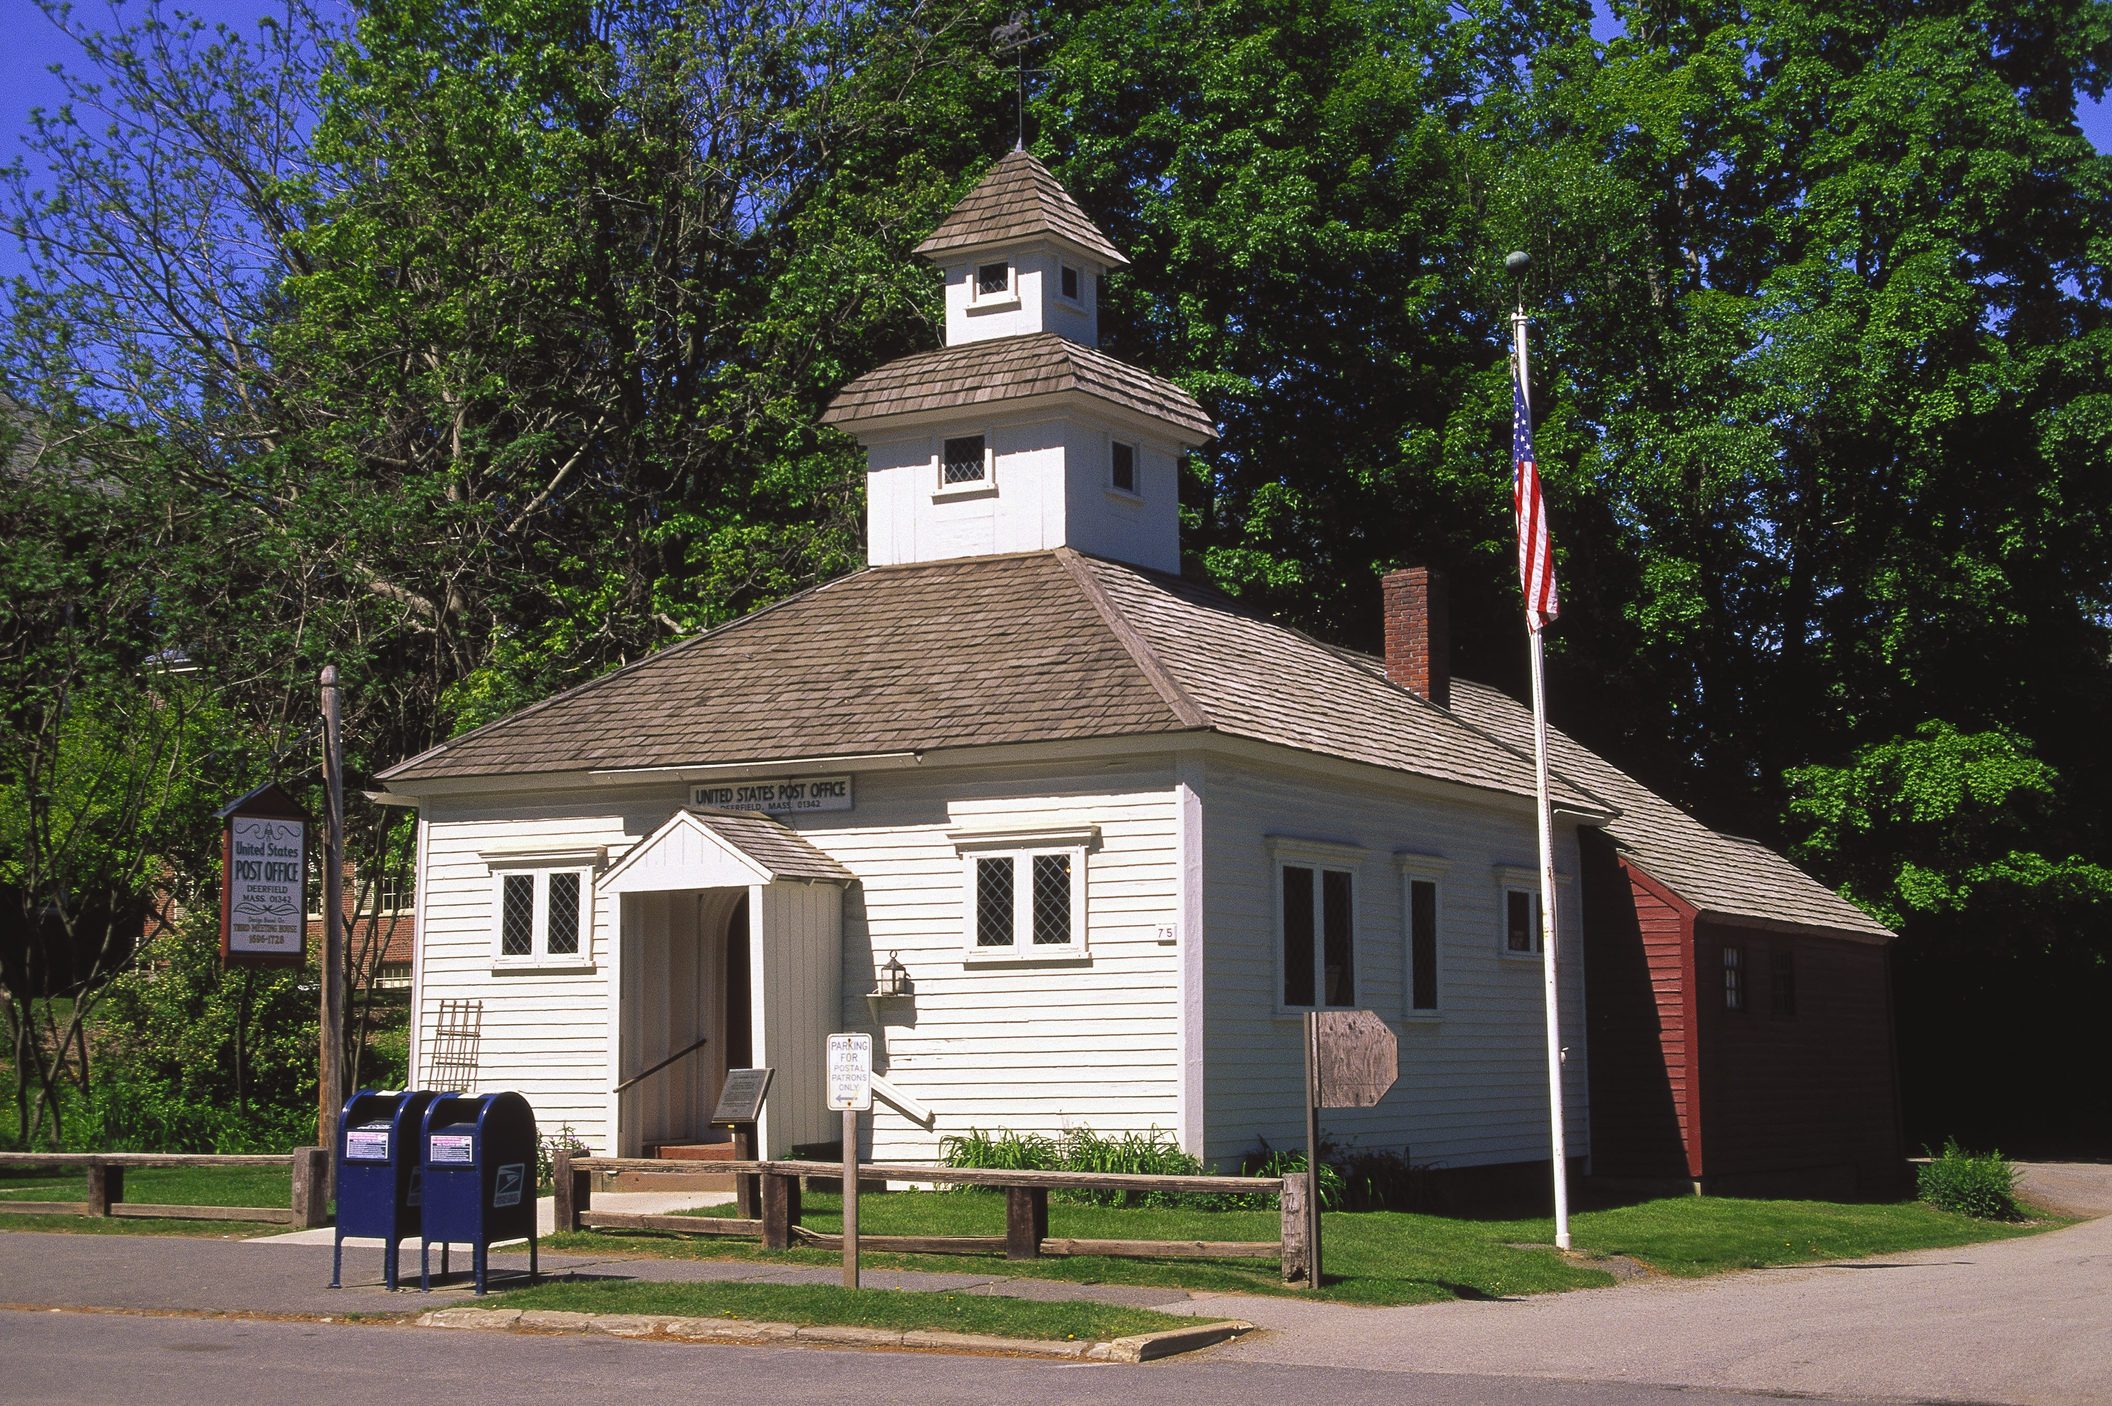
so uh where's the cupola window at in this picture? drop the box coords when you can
[1059,263,1081,302]
[976,260,1011,298]
[942,434,988,486]
[1110,440,1138,495]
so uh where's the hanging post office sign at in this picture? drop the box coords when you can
[690,775,853,815]
[217,782,312,967]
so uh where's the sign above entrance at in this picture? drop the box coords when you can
[826,1033,873,1112]
[690,775,853,815]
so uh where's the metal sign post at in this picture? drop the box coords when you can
[712,1068,774,1218]
[825,1034,873,1289]
[319,665,346,1154]
[1302,1010,1401,1288]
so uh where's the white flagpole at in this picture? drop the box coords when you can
[1512,296,1572,1252]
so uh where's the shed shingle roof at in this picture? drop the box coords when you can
[1446,679,1892,939]
[820,333,1215,442]
[380,550,1594,814]
[912,148,1128,267]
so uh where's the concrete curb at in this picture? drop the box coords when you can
[412,1305,1252,1361]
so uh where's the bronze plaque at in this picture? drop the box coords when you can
[713,1067,774,1124]
[1313,1010,1397,1108]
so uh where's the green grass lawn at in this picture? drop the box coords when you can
[547,1188,2064,1307]
[0,1163,298,1237]
[494,1278,1185,1341]
[0,1163,292,1208]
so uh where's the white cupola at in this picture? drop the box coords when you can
[822,148,1214,575]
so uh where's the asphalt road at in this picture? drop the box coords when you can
[0,1309,1872,1406]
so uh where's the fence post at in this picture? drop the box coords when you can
[85,1161,123,1218]
[291,1147,331,1229]
[1280,1173,1310,1285]
[1004,1186,1047,1260]
[760,1171,800,1250]
[552,1151,589,1233]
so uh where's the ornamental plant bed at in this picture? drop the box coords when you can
[492,1278,1187,1342]
[546,1190,2063,1306]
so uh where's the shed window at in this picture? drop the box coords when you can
[942,434,988,486]
[1110,440,1138,495]
[489,864,594,968]
[1279,858,1356,1009]
[1771,949,1795,1017]
[1724,945,1745,1011]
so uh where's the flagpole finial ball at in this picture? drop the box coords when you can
[1505,250,1530,276]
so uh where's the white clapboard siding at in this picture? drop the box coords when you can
[787,759,1185,1162]
[1198,755,1591,1170]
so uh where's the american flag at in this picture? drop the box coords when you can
[1512,364,1559,632]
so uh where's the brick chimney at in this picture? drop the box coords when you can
[1382,567,1449,708]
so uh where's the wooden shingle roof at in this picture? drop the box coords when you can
[1447,679,1892,939]
[820,333,1215,442]
[380,550,1599,814]
[689,811,854,883]
[912,148,1128,267]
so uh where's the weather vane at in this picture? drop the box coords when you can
[991,10,1053,150]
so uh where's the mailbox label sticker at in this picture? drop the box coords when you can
[493,1163,525,1208]
[430,1134,475,1164]
[345,1129,389,1161]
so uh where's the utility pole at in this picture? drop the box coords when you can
[318,665,346,1153]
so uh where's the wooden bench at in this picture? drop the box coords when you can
[554,1154,1312,1283]
[0,1150,332,1229]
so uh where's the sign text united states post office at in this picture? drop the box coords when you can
[690,775,853,814]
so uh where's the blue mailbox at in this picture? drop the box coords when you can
[418,1090,539,1294]
[332,1089,442,1290]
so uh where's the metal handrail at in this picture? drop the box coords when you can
[612,1034,710,1093]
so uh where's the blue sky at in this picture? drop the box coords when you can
[3,0,2108,288]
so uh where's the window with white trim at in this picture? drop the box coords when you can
[1494,865,1551,957]
[1272,838,1361,1009]
[1110,439,1139,496]
[488,863,594,967]
[1397,854,1448,1015]
[941,433,989,487]
[953,826,1093,958]
[973,259,1013,302]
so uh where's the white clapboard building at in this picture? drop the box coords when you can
[381,151,1880,1186]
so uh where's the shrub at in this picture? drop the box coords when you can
[1242,1142,1347,1211]
[537,1124,590,1190]
[940,1124,1273,1209]
[1918,1139,2020,1220]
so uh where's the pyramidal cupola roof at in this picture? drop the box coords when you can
[912,147,1129,268]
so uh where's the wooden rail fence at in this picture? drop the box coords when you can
[555,1154,1312,1284]
[0,1150,331,1229]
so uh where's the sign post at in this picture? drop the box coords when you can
[711,1068,774,1218]
[319,665,346,1154]
[825,1033,873,1289]
[1301,1010,1400,1288]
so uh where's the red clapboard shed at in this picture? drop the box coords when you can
[1430,607,1905,1199]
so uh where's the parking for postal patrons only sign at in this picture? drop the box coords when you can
[826,1033,873,1112]
[218,782,311,966]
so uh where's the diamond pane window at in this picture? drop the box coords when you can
[546,872,580,955]
[500,874,534,957]
[943,434,987,485]
[1031,853,1071,945]
[1060,263,1080,301]
[975,855,1014,947]
[977,261,1010,296]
